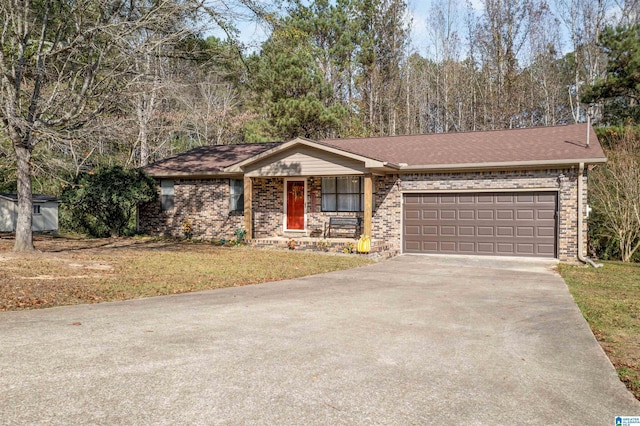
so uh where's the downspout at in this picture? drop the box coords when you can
[576,162,603,268]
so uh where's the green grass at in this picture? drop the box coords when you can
[0,237,373,311]
[558,261,640,400]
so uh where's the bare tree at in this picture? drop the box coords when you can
[590,126,640,261]
[0,0,262,251]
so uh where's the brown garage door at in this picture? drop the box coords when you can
[403,192,557,257]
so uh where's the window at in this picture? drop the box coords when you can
[230,179,244,212]
[322,177,364,212]
[33,204,41,215]
[161,180,174,211]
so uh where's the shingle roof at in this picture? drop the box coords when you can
[0,193,60,202]
[143,143,281,177]
[319,124,605,167]
[143,124,606,177]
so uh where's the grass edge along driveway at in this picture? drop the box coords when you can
[559,261,640,401]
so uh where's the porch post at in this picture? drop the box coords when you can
[244,176,253,240]
[363,174,373,237]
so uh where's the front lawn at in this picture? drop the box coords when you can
[558,262,640,400]
[0,235,372,311]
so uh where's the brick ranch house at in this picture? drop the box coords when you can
[139,124,606,261]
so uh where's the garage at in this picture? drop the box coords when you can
[403,191,558,258]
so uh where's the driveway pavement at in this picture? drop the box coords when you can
[1,255,638,425]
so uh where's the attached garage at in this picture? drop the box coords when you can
[403,191,558,258]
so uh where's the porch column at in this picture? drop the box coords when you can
[244,176,252,240]
[363,174,373,237]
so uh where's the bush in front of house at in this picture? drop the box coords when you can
[61,166,157,237]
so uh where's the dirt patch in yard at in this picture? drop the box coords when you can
[0,234,372,311]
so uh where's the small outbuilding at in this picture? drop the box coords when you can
[0,193,60,233]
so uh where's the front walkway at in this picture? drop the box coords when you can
[1,256,637,424]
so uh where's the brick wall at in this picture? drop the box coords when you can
[138,178,244,240]
[140,168,587,261]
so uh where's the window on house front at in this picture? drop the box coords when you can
[230,179,244,212]
[321,177,364,212]
[33,204,41,215]
[161,180,174,211]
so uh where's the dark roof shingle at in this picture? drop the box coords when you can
[143,143,281,177]
[320,124,605,167]
[143,124,606,177]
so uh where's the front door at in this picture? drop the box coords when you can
[286,180,305,230]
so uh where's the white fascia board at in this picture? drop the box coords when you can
[399,157,607,172]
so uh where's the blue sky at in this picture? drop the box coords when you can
[214,0,621,57]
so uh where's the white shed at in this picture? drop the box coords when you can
[0,193,59,233]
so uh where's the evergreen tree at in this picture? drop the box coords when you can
[583,24,640,124]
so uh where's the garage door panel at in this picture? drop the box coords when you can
[477,210,494,220]
[459,242,475,252]
[516,243,535,254]
[497,226,514,236]
[422,241,438,251]
[403,191,557,258]
[422,225,438,236]
[459,210,475,220]
[440,209,456,220]
[496,243,515,254]
[458,226,475,236]
[422,210,438,220]
[477,226,494,236]
[405,210,420,220]
[477,242,495,253]
[537,193,557,203]
[516,194,534,203]
[517,226,534,237]
[440,226,456,236]
[497,210,514,220]
[497,194,514,203]
[537,244,555,255]
[517,209,534,220]
[405,225,421,236]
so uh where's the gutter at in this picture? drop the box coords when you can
[399,157,607,172]
[576,162,603,268]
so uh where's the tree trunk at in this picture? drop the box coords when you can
[13,144,35,252]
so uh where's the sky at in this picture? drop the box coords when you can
[213,0,623,58]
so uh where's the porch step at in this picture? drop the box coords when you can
[251,237,391,255]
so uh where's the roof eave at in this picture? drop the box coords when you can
[399,157,607,172]
[144,170,243,179]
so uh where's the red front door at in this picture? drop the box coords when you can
[286,180,305,230]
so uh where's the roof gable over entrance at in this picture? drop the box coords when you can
[241,144,369,177]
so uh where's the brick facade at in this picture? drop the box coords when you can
[139,167,587,261]
[138,178,244,240]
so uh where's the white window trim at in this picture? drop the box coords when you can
[283,177,307,232]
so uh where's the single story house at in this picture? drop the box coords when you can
[0,193,60,233]
[139,124,606,261]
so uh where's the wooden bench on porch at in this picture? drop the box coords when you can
[324,217,362,238]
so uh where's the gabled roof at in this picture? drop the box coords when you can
[143,143,281,177]
[320,124,606,169]
[225,137,393,173]
[143,124,606,178]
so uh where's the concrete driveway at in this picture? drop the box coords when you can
[1,255,638,425]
